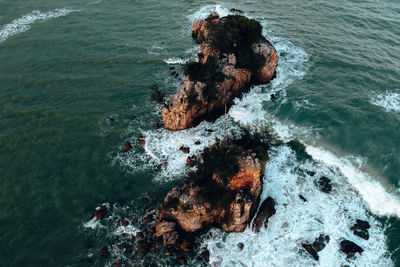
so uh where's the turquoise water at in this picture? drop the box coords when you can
[1,0,400,266]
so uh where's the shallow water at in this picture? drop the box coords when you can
[1,0,400,266]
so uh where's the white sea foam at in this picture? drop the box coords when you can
[187,4,232,23]
[306,145,400,218]
[142,115,243,182]
[164,57,188,65]
[371,90,400,113]
[0,9,74,43]
[200,146,392,267]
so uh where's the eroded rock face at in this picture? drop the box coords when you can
[161,18,278,131]
[251,197,276,232]
[156,149,266,247]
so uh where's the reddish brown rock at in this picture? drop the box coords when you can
[179,146,190,154]
[158,162,168,169]
[162,18,278,131]
[122,142,132,152]
[91,205,107,220]
[156,147,267,244]
[238,242,244,250]
[202,249,210,262]
[138,139,146,146]
[195,141,201,145]
[186,156,196,167]
[99,247,108,257]
[178,258,186,265]
[121,219,129,226]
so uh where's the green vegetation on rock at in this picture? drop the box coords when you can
[207,15,265,73]
[184,56,225,100]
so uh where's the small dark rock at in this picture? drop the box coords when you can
[180,241,192,252]
[351,219,370,240]
[340,240,364,258]
[170,70,176,76]
[186,156,196,167]
[195,141,201,145]
[131,220,136,225]
[99,247,108,257]
[158,162,168,169]
[108,117,115,121]
[251,197,276,232]
[301,234,330,261]
[174,73,179,78]
[230,8,243,13]
[198,52,204,61]
[238,242,244,250]
[131,115,137,121]
[306,170,316,176]
[318,176,332,193]
[205,129,215,133]
[115,259,123,267]
[142,197,149,203]
[169,66,175,70]
[91,205,107,220]
[138,241,150,254]
[178,258,186,265]
[154,121,163,129]
[202,249,210,262]
[121,219,129,226]
[122,142,132,152]
[143,215,153,224]
[179,146,190,154]
[299,194,307,202]
[270,93,276,100]
[138,133,143,138]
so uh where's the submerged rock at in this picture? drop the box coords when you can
[301,234,330,261]
[340,240,364,258]
[299,194,307,202]
[318,176,332,193]
[161,17,278,131]
[351,219,370,240]
[251,197,276,232]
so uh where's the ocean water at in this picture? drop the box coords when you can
[1,0,400,266]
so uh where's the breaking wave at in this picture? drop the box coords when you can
[0,9,74,43]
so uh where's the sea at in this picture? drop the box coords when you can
[0,0,400,266]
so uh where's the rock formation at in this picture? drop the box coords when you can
[156,139,269,249]
[161,16,278,131]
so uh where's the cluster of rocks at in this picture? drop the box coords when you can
[161,17,278,131]
[298,173,370,260]
[155,145,274,261]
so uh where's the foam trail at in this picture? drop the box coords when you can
[371,90,400,113]
[306,145,400,218]
[0,9,74,43]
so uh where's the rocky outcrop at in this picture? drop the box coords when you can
[301,234,330,261]
[162,18,278,131]
[156,146,267,248]
[251,197,276,232]
[351,219,370,240]
[340,240,364,259]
